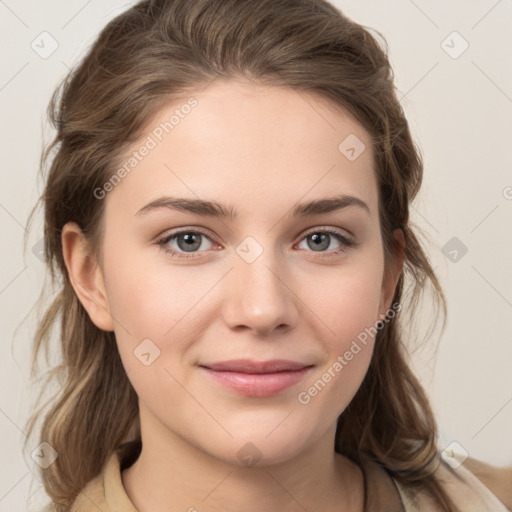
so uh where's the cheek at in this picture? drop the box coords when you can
[298,254,384,405]
[102,234,206,336]
[307,256,384,343]
[297,276,380,422]
[103,257,200,407]
[101,248,231,404]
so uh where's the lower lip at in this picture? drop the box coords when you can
[200,367,312,397]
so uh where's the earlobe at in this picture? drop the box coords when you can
[61,222,115,332]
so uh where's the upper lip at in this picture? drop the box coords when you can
[199,359,313,374]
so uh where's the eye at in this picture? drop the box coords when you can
[296,228,355,259]
[155,227,356,260]
[156,228,216,259]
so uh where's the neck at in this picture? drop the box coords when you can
[121,406,364,512]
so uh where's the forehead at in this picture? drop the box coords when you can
[106,78,377,219]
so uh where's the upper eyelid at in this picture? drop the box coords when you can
[158,225,354,245]
[301,225,353,238]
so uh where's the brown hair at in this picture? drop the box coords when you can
[24,0,455,510]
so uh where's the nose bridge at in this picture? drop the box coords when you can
[222,234,297,334]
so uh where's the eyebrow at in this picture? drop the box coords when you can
[135,193,370,219]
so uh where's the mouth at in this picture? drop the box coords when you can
[198,360,314,397]
[199,359,312,373]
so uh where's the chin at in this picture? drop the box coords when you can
[207,431,312,469]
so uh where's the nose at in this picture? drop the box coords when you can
[221,248,299,336]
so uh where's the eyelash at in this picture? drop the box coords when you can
[155,227,356,260]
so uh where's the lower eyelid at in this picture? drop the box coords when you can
[157,228,354,257]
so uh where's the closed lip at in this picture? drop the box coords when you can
[198,359,313,374]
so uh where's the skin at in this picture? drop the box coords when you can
[62,78,404,512]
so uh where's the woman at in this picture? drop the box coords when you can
[24,0,511,511]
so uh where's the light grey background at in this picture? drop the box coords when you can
[1,1,511,510]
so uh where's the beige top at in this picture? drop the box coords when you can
[69,441,511,511]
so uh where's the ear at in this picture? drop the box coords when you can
[61,222,114,332]
[379,228,405,317]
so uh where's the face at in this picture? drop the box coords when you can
[65,78,403,467]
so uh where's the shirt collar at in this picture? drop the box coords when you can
[103,440,406,511]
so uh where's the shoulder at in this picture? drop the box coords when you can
[70,472,108,511]
[462,456,512,509]
[391,454,512,512]
[70,442,140,512]
[431,453,512,511]
[69,452,119,512]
